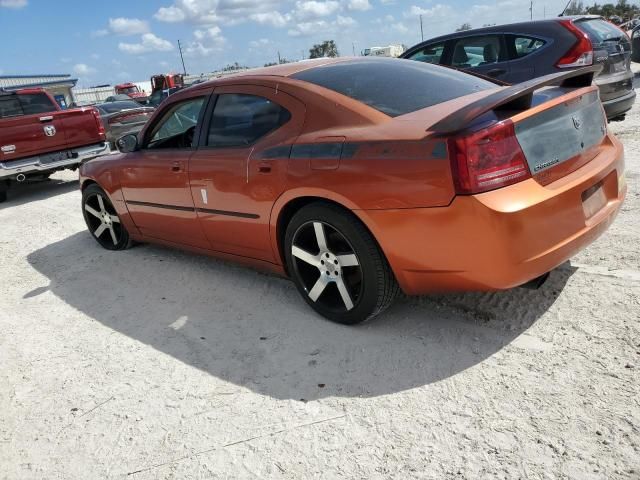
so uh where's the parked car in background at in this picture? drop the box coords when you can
[401,16,636,119]
[0,88,108,202]
[146,86,182,108]
[79,58,625,324]
[632,24,640,63]
[104,94,133,103]
[94,100,154,150]
[114,83,148,104]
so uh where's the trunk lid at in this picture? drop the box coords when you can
[512,88,607,185]
[574,18,633,101]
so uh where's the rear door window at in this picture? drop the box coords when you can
[405,41,446,64]
[18,93,56,115]
[450,35,503,68]
[0,96,23,118]
[509,36,546,58]
[206,94,291,148]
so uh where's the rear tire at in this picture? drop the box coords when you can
[82,184,132,250]
[284,202,399,324]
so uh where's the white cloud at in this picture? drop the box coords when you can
[73,64,96,76]
[249,11,289,28]
[90,29,108,38]
[294,1,340,20]
[154,5,186,22]
[0,0,27,8]
[90,53,100,60]
[346,0,370,11]
[336,15,356,27]
[118,33,174,54]
[185,25,226,57]
[108,17,150,35]
[249,38,271,48]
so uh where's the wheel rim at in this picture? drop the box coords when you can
[84,192,122,247]
[291,221,363,313]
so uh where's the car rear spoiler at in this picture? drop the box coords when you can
[429,65,602,134]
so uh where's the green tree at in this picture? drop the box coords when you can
[565,0,585,14]
[309,40,339,59]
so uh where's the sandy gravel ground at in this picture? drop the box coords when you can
[1,84,639,480]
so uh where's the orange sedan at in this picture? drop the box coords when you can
[79,58,626,324]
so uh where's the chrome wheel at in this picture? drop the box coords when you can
[81,185,130,250]
[291,221,363,312]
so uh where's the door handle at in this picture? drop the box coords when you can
[39,116,53,123]
[487,68,506,77]
[171,161,182,172]
[258,161,272,173]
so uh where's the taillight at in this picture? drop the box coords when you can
[91,108,105,136]
[557,20,594,68]
[448,120,531,195]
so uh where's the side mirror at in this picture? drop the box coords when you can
[117,134,138,153]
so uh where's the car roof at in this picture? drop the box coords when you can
[190,57,353,89]
[402,15,603,53]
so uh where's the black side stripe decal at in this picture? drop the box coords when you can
[127,200,194,212]
[126,200,259,219]
[196,208,259,219]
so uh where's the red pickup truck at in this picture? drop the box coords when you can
[114,83,148,103]
[0,88,110,202]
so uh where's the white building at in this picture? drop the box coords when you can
[0,74,77,109]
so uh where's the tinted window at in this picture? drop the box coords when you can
[97,101,141,114]
[147,97,205,149]
[206,94,291,147]
[0,96,23,118]
[451,35,503,68]
[576,19,625,44]
[511,36,546,58]
[405,42,446,64]
[292,58,495,117]
[18,93,56,115]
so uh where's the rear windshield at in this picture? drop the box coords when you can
[576,19,626,45]
[97,101,141,113]
[291,58,496,117]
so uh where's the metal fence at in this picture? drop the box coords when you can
[72,86,115,105]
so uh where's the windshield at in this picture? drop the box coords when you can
[118,86,140,94]
[292,58,495,117]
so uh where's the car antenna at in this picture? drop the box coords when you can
[558,0,572,16]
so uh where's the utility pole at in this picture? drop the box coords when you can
[530,1,533,20]
[420,14,424,41]
[301,50,305,60]
[177,39,187,76]
[277,50,281,64]
[352,42,356,56]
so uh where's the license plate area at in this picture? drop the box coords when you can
[582,181,607,219]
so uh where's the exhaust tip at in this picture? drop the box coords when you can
[16,173,26,182]
[519,272,550,290]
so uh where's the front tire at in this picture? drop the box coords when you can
[82,184,132,250]
[285,202,399,324]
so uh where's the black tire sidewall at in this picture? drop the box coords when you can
[82,184,130,251]
[284,203,385,325]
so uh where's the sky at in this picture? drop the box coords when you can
[0,0,620,86]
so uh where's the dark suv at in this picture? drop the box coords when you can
[401,16,636,119]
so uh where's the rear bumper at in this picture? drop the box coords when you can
[362,135,626,295]
[602,89,636,119]
[0,142,110,180]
